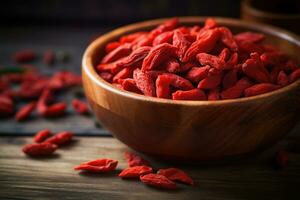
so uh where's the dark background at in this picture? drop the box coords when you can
[0,0,241,27]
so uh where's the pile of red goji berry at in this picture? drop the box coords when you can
[97,18,300,100]
[74,151,194,190]
[0,51,89,120]
[22,129,73,157]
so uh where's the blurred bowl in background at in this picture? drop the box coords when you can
[241,0,300,34]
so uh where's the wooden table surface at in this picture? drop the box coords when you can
[1,135,300,200]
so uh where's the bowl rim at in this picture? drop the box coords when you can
[82,16,300,106]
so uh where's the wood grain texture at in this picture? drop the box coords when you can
[0,136,300,200]
[82,17,300,161]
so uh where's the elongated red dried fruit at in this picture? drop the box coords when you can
[34,129,51,143]
[105,41,121,53]
[74,158,118,173]
[172,89,206,100]
[234,32,265,43]
[119,79,142,94]
[204,18,217,29]
[197,70,222,90]
[277,71,289,86]
[183,29,220,62]
[173,30,191,61]
[289,68,300,83]
[140,173,177,190]
[133,69,156,97]
[124,152,150,167]
[142,43,177,71]
[99,72,113,82]
[242,52,270,83]
[260,52,287,67]
[150,17,178,37]
[37,89,53,116]
[185,66,210,83]
[112,67,132,83]
[196,53,225,70]
[164,58,180,73]
[44,131,73,146]
[156,74,194,98]
[158,168,194,185]
[15,101,36,121]
[72,99,89,115]
[22,143,57,157]
[224,52,238,69]
[237,40,264,54]
[0,96,14,116]
[244,83,280,97]
[218,27,238,51]
[208,87,220,100]
[153,31,174,46]
[13,50,36,63]
[101,43,132,64]
[42,102,67,117]
[221,77,252,99]
[120,32,147,44]
[270,66,281,84]
[218,48,230,61]
[116,46,151,68]
[119,165,153,178]
[222,69,238,90]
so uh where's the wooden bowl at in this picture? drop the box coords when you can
[241,0,300,34]
[82,17,300,162]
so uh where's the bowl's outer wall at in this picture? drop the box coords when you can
[82,17,300,161]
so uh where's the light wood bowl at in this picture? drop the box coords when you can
[82,17,300,162]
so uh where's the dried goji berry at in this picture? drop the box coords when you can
[124,152,150,167]
[142,43,177,71]
[44,131,73,146]
[22,143,57,157]
[270,66,281,84]
[105,41,121,53]
[13,50,36,63]
[277,71,289,86]
[237,40,264,54]
[99,72,113,82]
[234,32,265,43]
[183,29,220,62]
[119,79,142,94]
[34,129,51,143]
[116,46,151,68]
[72,99,89,115]
[218,48,230,61]
[244,83,280,97]
[153,31,174,46]
[172,89,206,100]
[204,18,217,29]
[217,27,238,51]
[164,58,180,73]
[173,30,191,61]
[112,67,132,83]
[74,158,118,173]
[150,18,178,37]
[289,68,300,83]
[197,70,222,90]
[133,69,156,97]
[42,102,67,117]
[120,32,147,44]
[224,52,238,69]
[158,168,194,185]
[221,77,252,99]
[260,52,287,67]
[156,74,194,98]
[196,53,225,70]
[119,165,153,178]
[242,52,271,83]
[101,43,132,64]
[185,65,210,83]
[15,101,36,121]
[208,87,220,100]
[140,173,177,190]
[222,69,238,90]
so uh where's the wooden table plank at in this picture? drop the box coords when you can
[0,136,300,200]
